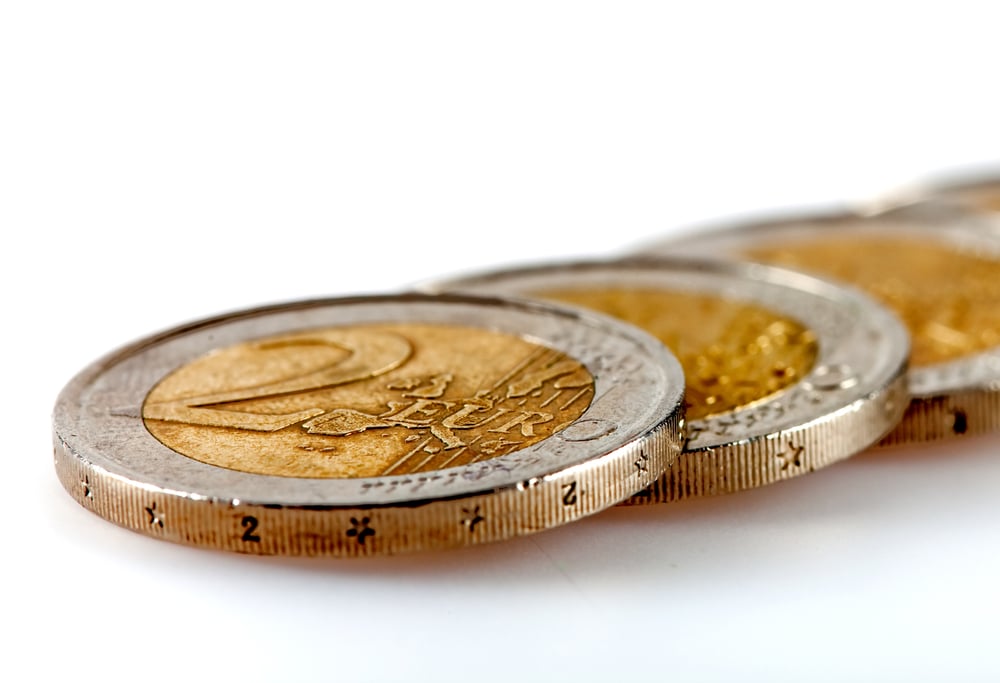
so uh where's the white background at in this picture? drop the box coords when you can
[3,2,1000,681]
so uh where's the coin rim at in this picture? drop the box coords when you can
[424,257,910,502]
[639,207,1000,446]
[868,166,1000,218]
[52,292,685,555]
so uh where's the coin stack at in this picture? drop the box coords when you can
[52,170,1000,556]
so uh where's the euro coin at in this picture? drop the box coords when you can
[53,293,685,555]
[426,259,908,502]
[641,207,1000,445]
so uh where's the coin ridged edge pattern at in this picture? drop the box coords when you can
[424,258,910,503]
[54,417,680,556]
[53,293,685,556]
[628,373,908,503]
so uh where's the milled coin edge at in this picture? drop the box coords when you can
[53,410,682,556]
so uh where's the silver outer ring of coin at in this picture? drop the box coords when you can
[423,258,909,503]
[53,292,684,556]
[866,166,1000,223]
[637,207,1000,446]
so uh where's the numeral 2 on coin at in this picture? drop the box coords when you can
[562,482,578,506]
[241,515,261,542]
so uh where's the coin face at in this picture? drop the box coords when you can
[427,259,909,503]
[643,208,1000,445]
[53,294,685,555]
[745,236,1000,367]
[535,287,819,420]
[142,323,596,478]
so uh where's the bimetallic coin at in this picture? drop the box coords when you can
[53,294,685,556]
[641,206,1000,445]
[427,259,909,503]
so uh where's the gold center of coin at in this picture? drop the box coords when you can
[143,324,594,478]
[745,237,1000,366]
[535,288,817,420]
